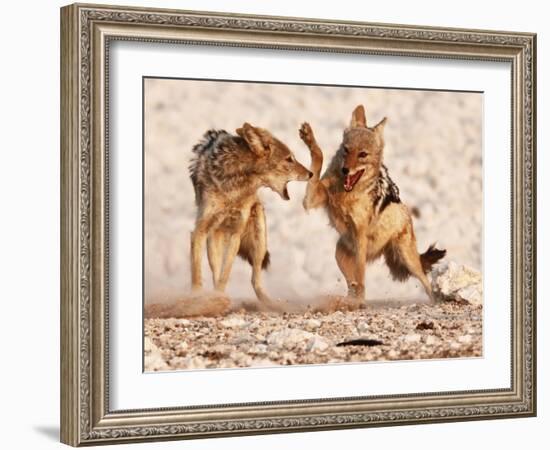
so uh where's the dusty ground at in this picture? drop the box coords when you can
[144,299,482,371]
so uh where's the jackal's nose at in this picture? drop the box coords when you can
[342,167,349,175]
[308,171,313,179]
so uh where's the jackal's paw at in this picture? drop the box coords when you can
[299,122,316,147]
[347,283,365,300]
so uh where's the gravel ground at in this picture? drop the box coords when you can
[144,300,482,371]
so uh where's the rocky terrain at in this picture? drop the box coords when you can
[144,300,482,371]
[144,262,483,371]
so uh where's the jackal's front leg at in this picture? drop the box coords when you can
[299,122,327,210]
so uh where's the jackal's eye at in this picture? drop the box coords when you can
[286,156,293,163]
[358,151,368,158]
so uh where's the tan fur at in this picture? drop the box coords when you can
[190,124,311,305]
[300,105,444,301]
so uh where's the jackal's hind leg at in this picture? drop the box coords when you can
[393,232,434,301]
[335,237,363,298]
[207,230,225,288]
[191,214,217,291]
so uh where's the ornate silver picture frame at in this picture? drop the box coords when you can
[60,3,536,446]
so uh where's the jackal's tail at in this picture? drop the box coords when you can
[237,249,271,271]
[420,244,446,273]
[385,243,446,282]
[189,129,230,205]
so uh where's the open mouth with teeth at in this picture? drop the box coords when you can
[272,183,290,200]
[282,184,290,200]
[343,169,365,192]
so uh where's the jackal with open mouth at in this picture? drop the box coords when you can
[299,105,445,301]
[189,123,312,305]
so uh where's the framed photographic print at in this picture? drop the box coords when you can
[60,3,536,446]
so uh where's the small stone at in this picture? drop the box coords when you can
[307,336,330,352]
[249,344,268,355]
[357,322,369,334]
[458,335,472,344]
[388,349,399,359]
[416,321,435,330]
[266,329,315,349]
[425,335,438,346]
[175,341,189,356]
[304,319,322,331]
[403,334,422,343]
[220,316,247,328]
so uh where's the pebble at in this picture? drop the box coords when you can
[425,335,438,346]
[304,319,322,331]
[403,334,422,343]
[220,316,248,328]
[266,329,315,349]
[307,336,330,352]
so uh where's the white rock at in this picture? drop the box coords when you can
[144,337,169,371]
[458,335,473,344]
[403,334,422,343]
[307,336,330,352]
[431,261,483,305]
[304,319,322,331]
[357,322,369,334]
[266,329,315,349]
[220,316,247,328]
[425,335,438,346]
[388,349,399,359]
[250,344,268,354]
[177,341,188,350]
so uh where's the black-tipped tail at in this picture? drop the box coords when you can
[237,249,271,271]
[420,244,446,273]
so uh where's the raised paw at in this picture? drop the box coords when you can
[299,122,316,148]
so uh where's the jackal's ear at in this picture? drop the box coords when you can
[236,123,271,157]
[373,117,388,134]
[350,105,367,128]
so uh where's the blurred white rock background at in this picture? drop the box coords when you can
[144,79,482,305]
